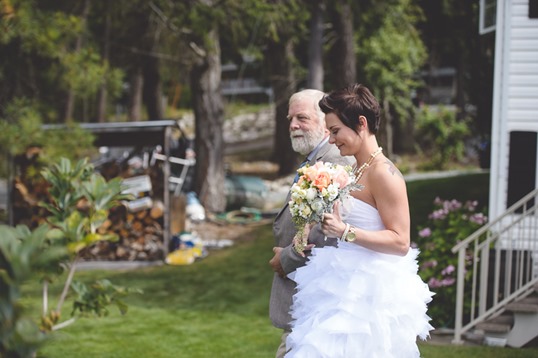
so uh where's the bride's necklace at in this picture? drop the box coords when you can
[353,147,383,182]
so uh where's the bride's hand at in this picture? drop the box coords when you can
[322,202,346,238]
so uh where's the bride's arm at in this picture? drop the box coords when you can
[321,160,410,256]
[353,160,410,255]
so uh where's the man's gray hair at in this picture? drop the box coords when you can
[289,89,326,124]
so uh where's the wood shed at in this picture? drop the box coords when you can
[8,120,195,260]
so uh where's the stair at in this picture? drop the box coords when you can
[475,284,538,348]
[505,295,538,348]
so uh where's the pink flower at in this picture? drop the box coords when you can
[440,277,455,286]
[428,277,442,288]
[419,227,431,238]
[470,213,487,225]
[332,167,350,188]
[422,260,438,269]
[441,264,455,276]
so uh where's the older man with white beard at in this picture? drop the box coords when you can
[268,89,354,358]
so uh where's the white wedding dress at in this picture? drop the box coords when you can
[285,198,434,358]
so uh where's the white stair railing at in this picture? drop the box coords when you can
[451,188,538,344]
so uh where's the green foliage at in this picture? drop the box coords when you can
[0,0,82,55]
[361,0,427,119]
[62,49,124,99]
[0,156,138,355]
[0,0,125,122]
[0,99,96,177]
[71,279,142,317]
[40,157,133,254]
[0,224,67,357]
[39,158,94,222]
[415,197,488,328]
[415,105,471,170]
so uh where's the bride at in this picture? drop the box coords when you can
[285,84,434,357]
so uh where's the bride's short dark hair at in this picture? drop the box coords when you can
[319,83,381,134]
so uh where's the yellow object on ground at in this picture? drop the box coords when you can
[165,246,205,266]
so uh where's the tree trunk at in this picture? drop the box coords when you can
[128,66,144,121]
[143,54,164,121]
[265,38,297,176]
[331,1,356,89]
[307,0,324,90]
[96,11,111,123]
[63,0,91,122]
[190,29,226,213]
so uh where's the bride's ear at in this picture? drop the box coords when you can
[358,115,368,130]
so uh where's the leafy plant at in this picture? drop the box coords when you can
[415,197,488,328]
[415,105,471,170]
[0,224,67,357]
[38,157,137,332]
[1,156,140,356]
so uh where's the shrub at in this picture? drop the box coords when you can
[415,105,471,170]
[415,197,488,328]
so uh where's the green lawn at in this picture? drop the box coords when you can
[26,171,537,357]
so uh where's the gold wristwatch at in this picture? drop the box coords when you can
[344,226,357,242]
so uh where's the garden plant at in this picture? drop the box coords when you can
[415,197,488,328]
[0,157,139,357]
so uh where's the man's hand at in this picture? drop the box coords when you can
[269,247,286,278]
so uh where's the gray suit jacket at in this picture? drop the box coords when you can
[269,141,354,330]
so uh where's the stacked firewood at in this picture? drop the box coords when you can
[11,151,169,262]
[80,200,166,261]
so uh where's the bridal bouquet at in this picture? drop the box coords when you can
[289,161,361,254]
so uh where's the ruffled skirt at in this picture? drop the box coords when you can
[285,242,434,358]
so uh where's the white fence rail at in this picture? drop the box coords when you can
[451,188,538,344]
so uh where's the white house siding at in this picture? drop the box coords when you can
[490,0,538,220]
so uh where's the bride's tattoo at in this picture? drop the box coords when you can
[385,160,403,178]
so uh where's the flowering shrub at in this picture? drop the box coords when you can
[415,197,488,328]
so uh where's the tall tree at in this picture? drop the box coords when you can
[63,0,91,122]
[153,0,227,211]
[265,37,298,176]
[190,27,226,212]
[96,9,111,122]
[260,0,309,175]
[359,0,426,157]
[306,0,324,90]
[327,0,356,89]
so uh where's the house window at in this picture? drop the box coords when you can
[530,0,538,18]
[506,131,537,210]
[480,0,496,34]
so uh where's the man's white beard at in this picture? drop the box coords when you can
[290,128,325,155]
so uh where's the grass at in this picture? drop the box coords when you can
[24,171,537,357]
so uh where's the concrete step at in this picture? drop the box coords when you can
[476,314,513,333]
[506,296,538,313]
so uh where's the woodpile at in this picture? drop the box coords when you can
[11,150,170,262]
[81,200,166,261]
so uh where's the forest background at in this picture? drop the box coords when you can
[0,0,493,212]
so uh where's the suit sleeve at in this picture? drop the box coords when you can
[280,224,330,274]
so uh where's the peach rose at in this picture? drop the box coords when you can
[313,171,331,190]
[303,162,323,182]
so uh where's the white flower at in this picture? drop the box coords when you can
[310,197,325,214]
[326,183,339,201]
[305,187,318,201]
